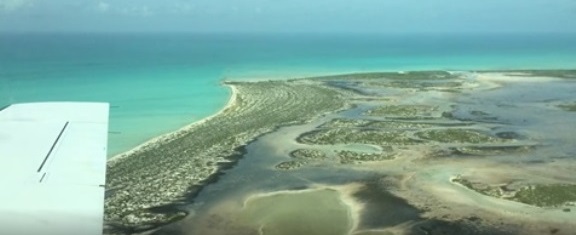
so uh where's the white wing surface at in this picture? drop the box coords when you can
[0,102,109,235]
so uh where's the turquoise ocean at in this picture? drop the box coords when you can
[1,33,575,157]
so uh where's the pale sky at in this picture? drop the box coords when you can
[1,0,575,33]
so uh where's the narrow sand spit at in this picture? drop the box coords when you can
[108,84,239,163]
[104,80,347,233]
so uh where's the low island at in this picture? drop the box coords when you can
[105,70,576,235]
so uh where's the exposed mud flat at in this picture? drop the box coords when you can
[178,187,356,235]
[111,70,576,235]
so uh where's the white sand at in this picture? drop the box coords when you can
[108,83,238,163]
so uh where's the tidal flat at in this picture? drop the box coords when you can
[105,70,576,235]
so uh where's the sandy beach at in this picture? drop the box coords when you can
[108,84,238,163]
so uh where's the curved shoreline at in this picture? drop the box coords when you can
[104,79,347,233]
[108,83,238,163]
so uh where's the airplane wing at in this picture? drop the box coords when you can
[0,102,109,235]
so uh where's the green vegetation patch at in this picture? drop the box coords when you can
[275,160,309,170]
[451,177,502,198]
[365,105,439,117]
[454,176,576,208]
[320,119,371,128]
[415,129,503,144]
[365,121,437,129]
[311,71,461,81]
[298,128,423,146]
[470,110,491,117]
[500,70,576,79]
[290,149,327,160]
[363,81,464,90]
[511,184,576,207]
[452,145,534,156]
[320,118,441,129]
[557,103,576,112]
[351,97,393,102]
[337,150,395,164]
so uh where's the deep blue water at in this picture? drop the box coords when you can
[1,32,575,156]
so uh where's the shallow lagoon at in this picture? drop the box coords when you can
[238,189,352,235]
[180,189,354,235]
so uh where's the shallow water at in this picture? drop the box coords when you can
[161,73,576,235]
[238,189,352,235]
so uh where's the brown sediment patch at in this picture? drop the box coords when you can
[181,185,365,235]
[351,180,422,230]
[238,188,352,235]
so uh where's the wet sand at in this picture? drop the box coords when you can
[182,187,358,235]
